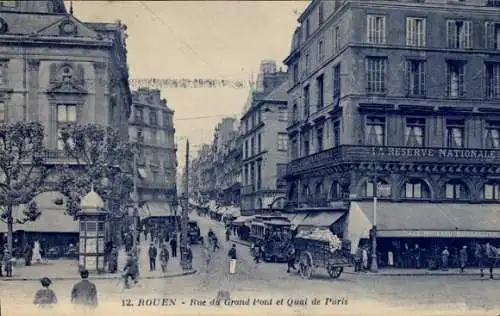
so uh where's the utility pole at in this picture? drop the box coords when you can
[132,149,139,252]
[179,140,190,270]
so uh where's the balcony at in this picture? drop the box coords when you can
[286,145,500,176]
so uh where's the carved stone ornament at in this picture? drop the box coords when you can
[0,18,7,34]
[59,20,77,36]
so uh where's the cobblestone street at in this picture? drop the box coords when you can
[1,214,499,316]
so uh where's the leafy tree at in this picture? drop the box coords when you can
[0,121,48,251]
[56,124,133,218]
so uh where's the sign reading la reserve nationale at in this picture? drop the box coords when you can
[370,146,499,161]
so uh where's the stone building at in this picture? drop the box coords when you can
[240,61,289,215]
[284,0,500,261]
[220,129,243,206]
[129,88,177,214]
[0,0,131,245]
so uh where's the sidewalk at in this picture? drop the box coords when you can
[1,242,196,281]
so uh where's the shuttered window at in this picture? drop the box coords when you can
[447,20,472,49]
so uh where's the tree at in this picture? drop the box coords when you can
[56,124,133,218]
[0,121,48,252]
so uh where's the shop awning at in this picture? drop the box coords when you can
[140,202,173,219]
[298,211,346,228]
[0,191,78,234]
[290,213,308,229]
[352,201,500,238]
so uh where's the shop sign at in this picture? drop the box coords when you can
[379,230,500,238]
[370,147,498,161]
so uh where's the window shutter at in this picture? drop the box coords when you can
[406,18,412,46]
[421,19,427,47]
[367,15,373,42]
[464,21,472,48]
[447,20,456,48]
[484,22,494,49]
[381,16,386,43]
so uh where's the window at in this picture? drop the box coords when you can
[445,181,468,199]
[406,17,426,47]
[150,110,158,125]
[257,133,262,152]
[318,3,324,25]
[485,62,500,99]
[333,121,340,147]
[56,104,77,150]
[278,107,288,121]
[485,121,500,149]
[483,182,500,200]
[150,130,157,145]
[256,160,262,190]
[302,132,310,156]
[318,39,325,61]
[292,103,299,123]
[365,116,385,146]
[316,75,324,109]
[250,137,254,156]
[366,57,387,93]
[316,127,324,152]
[333,25,340,53]
[137,128,144,143]
[446,119,465,148]
[447,20,472,49]
[405,117,425,146]
[484,22,500,50]
[364,180,389,198]
[303,85,310,117]
[244,164,248,185]
[250,163,255,188]
[163,112,171,127]
[333,64,341,99]
[293,63,299,83]
[305,19,310,39]
[305,53,310,73]
[330,182,342,200]
[406,60,426,96]
[278,133,288,151]
[244,140,249,158]
[367,15,386,44]
[446,60,465,98]
[0,63,6,86]
[402,179,429,199]
[302,185,310,202]
[291,137,298,159]
[0,102,5,122]
[135,107,143,122]
[487,0,500,7]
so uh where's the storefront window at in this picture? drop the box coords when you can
[444,180,468,200]
[483,182,500,200]
[402,179,430,199]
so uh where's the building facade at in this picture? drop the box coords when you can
[240,61,289,215]
[129,88,177,206]
[284,0,500,262]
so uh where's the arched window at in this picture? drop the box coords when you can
[256,198,262,209]
[330,181,343,200]
[483,181,500,200]
[363,178,390,198]
[444,180,469,200]
[400,179,430,199]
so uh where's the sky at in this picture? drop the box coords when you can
[67,0,308,170]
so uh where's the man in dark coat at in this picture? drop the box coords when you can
[459,245,468,273]
[71,269,98,307]
[24,242,33,266]
[170,236,177,258]
[123,253,139,288]
[148,243,158,271]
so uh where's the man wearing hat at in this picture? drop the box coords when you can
[33,277,58,307]
[71,269,98,307]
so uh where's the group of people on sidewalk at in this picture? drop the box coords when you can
[33,269,98,309]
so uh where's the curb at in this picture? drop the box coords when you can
[0,269,197,282]
[344,271,484,277]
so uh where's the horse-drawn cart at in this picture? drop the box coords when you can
[294,228,352,280]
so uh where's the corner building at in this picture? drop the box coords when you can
[284,0,500,267]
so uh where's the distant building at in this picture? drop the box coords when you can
[283,0,500,260]
[240,61,288,216]
[129,88,177,217]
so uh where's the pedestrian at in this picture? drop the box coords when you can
[441,246,450,270]
[361,247,368,271]
[24,242,33,266]
[354,247,362,272]
[148,243,157,271]
[3,249,12,277]
[225,227,231,241]
[286,243,297,273]
[459,245,468,273]
[228,244,237,274]
[484,242,496,280]
[413,244,422,269]
[33,277,58,308]
[186,245,193,270]
[71,269,98,307]
[170,236,178,258]
[212,235,220,252]
[160,243,170,272]
[108,246,118,273]
[122,252,139,289]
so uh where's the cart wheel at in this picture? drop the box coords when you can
[327,266,343,279]
[299,253,313,279]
